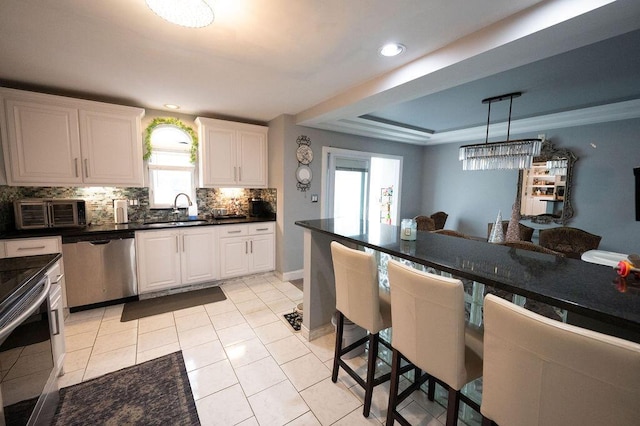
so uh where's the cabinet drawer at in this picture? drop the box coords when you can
[218,224,248,237]
[46,260,64,285]
[5,237,61,257]
[249,222,274,235]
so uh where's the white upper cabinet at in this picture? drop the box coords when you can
[195,117,267,188]
[79,109,144,185]
[0,88,145,187]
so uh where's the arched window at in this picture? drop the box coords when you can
[145,119,197,209]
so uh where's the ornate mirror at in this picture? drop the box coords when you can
[516,140,578,224]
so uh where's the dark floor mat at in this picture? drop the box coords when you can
[283,311,302,331]
[121,286,226,322]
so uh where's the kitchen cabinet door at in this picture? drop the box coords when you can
[136,230,182,294]
[2,98,83,185]
[237,130,267,187]
[79,109,144,186]
[249,233,275,273]
[181,227,218,285]
[219,237,250,278]
[201,125,237,186]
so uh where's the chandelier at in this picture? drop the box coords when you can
[459,92,542,171]
[145,0,214,28]
[546,159,568,176]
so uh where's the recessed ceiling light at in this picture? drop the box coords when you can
[164,104,180,110]
[146,0,214,28]
[379,43,406,57]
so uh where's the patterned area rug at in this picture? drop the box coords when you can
[53,352,199,425]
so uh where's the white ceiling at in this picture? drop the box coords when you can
[1,0,640,144]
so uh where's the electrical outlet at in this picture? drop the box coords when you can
[311,194,318,203]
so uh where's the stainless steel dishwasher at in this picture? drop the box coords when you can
[62,231,137,308]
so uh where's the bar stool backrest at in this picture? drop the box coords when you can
[330,241,385,333]
[387,260,469,389]
[482,294,640,426]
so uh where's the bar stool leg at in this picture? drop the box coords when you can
[332,311,344,383]
[363,332,379,417]
[427,375,435,401]
[446,387,460,426]
[385,348,401,426]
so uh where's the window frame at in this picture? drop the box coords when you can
[146,123,197,210]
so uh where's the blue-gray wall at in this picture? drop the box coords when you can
[273,115,639,276]
[422,118,640,253]
[270,115,425,276]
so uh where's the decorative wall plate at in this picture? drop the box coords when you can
[295,135,313,191]
[296,165,312,184]
[296,144,313,165]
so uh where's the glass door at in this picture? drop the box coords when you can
[322,147,402,226]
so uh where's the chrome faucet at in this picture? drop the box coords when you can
[172,193,192,218]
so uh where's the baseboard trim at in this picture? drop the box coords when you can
[304,322,335,341]
[279,269,303,282]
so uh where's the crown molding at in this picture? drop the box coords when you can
[427,99,640,144]
[306,99,640,145]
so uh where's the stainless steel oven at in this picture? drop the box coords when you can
[0,260,60,426]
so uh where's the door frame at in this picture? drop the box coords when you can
[320,146,403,223]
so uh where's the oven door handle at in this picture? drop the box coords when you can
[0,278,51,342]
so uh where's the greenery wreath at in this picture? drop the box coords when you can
[144,117,198,163]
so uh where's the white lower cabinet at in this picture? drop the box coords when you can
[136,227,218,294]
[0,236,69,310]
[219,223,275,279]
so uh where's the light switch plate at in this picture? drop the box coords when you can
[311,194,318,202]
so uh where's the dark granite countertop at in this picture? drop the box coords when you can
[0,254,61,313]
[295,218,640,332]
[0,216,276,242]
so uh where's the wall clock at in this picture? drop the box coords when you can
[296,135,313,191]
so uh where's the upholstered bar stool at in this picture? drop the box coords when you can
[386,260,484,426]
[330,241,406,417]
[481,294,640,426]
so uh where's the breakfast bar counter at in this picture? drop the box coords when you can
[295,218,640,342]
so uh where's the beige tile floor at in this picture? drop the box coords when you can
[58,273,460,425]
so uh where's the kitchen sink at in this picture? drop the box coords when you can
[143,220,210,228]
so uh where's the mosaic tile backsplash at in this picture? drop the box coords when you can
[0,186,276,232]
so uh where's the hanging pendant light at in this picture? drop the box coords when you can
[145,0,214,28]
[459,92,542,171]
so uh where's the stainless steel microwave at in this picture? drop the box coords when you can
[14,199,88,230]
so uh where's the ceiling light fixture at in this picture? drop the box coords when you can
[145,0,214,28]
[459,92,542,171]
[379,43,405,57]
[164,104,180,110]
